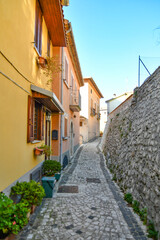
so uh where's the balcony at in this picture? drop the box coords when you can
[90,108,96,116]
[97,113,101,120]
[70,90,81,112]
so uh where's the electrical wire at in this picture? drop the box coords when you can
[0,51,33,83]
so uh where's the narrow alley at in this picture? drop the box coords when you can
[17,139,148,240]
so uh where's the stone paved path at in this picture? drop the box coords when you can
[17,139,149,240]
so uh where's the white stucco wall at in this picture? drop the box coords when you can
[107,93,132,115]
[80,118,88,143]
[80,84,88,119]
[100,108,107,132]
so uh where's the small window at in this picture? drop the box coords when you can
[64,117,68,137]
[80,122,83,127]
[34,0,43,55]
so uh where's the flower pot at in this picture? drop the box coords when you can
[34,147,44,156]
[0,231,16,240]
[0,230,9,239]
[30,205,36,214]
[27,211,30,220]
[38,56,47,68]
[54,173,61,181]
[41,177,56,198]
[4,234,16,240]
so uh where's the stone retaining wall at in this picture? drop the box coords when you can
[102,67,160,233]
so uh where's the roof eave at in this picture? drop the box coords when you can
[65,20,84,87]
[39,0,66,47]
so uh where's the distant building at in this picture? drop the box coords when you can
[80,78,103,143]
[100,105,107,133]
[106,92,133,116]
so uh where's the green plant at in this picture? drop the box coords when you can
[42,160,62,176]
[132,200,140,214]
[128,121,132,131]
[39,144,52,158]
[124,193,133,205]
[112,174,117,182]
[10,180,45,207]
[120,132,123,138]
[0,193,29,236]
[40,55,62,84]
[139,207,147,225]
[147,221,159,240]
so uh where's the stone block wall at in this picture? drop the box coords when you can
[102,67,160,232]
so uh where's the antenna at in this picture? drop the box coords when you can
[138,56,151,87]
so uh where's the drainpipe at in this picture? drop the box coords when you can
[60,47,64,166]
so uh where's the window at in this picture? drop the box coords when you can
[80,122,83,127]
[91,98,93,110]
[64,117,68,137]
[34,0,42,55]
[65,57,69,83]
[70,73,74,90]
[27,96,44,142]
[47,31,51,57]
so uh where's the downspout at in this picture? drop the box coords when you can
[60,47,64,166]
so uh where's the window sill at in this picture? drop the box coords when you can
[31,140,41,144]
[34,45,41,57]
[63,79,69,89]
[62,137,68,141]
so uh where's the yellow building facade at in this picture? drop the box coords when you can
[0,0,68,195]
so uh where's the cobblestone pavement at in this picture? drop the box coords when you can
[17,139,149,240]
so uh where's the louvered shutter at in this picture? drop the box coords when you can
[40,106,44,140]
[27,96,34,142]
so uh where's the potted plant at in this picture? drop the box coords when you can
[0,192,29,239]
[39,55,62,85]
[34,147,44,156]
[39,144,52,159]
[41,160,62,197]
[37,56,47,68]
[10,181,45,213]
[34,144,52,158]
[42,160,61,178]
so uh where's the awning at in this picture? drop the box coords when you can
[31,85,64,113]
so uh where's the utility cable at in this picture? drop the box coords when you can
[0,51,33,83]
[0,71,30,94]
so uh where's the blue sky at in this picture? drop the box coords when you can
[64,1,160,104]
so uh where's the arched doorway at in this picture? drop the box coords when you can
[70,121,74,157]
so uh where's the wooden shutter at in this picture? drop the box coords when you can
[27,96,34,143]
[40,106,44,140]
[64,118,68,137]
